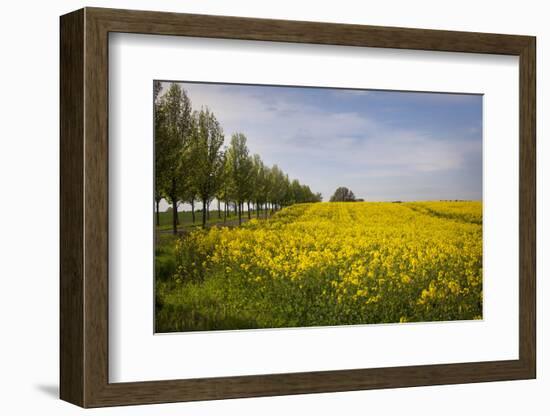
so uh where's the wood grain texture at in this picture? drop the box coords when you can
[59,7,537,408]
[88,7,532,55]
[59,8,84,407]
[83,10,110,406]
[518,38,536,375]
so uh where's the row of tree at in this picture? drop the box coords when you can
[155,82,322,233]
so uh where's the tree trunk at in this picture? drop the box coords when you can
[234,202,238,216]
[223,200,227,223]
[217,199,221,219]
[207,202,210,221]
[155,198,160,226]
[191,200,195,223]
[238,200,242,225]
[176,203,180,225]
[202,198,207,228]
[170,178,178,235]
[171,200,178,234]
[256,201,260,219]
[247,201,251,219]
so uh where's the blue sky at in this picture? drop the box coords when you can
[160,81,482,202]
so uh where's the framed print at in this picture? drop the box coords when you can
[60,7,536,408]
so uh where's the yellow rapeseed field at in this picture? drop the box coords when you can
[156,201,482,332]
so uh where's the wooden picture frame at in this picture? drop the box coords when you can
[60,7,536,408]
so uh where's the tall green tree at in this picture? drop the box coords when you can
[213,152,228,220]
[267,165,288,211]
[251,154,268,218]
[226,133,253,225]
[189,108,225,228]
[245,154,256,219]
[218,150,234,223]
[330,186,356,202]
[290,179,303,204]
[158,83,193,234]
[153,80,163,102]
[153,81,167,226]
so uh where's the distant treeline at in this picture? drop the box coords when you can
[155,82,322,233]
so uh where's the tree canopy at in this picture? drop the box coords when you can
[329,187,357,202]
[189,108,226,227]
[154,83,193,233]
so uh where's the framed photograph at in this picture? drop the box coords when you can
[60,7,536,408]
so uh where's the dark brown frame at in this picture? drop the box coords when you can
[60,7,536,408]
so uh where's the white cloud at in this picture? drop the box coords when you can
[159,81,481,201]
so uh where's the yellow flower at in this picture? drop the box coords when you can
[171,200,482,324]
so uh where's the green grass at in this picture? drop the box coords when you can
[155,233,178,281]
[154,209,274,331]
[154,231,269,331]
[155,209,271,231]
[156,275,262,332]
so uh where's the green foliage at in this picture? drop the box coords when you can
[155,82,194,233]
[250,154,266,205]
[155,234,177,281]
[155,277,261,332]
[329,186,357,202]
[267,164,286,208]
[226,133,254,203]
[188,108,225,227]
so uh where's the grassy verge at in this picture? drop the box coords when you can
[155,209,272,231]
